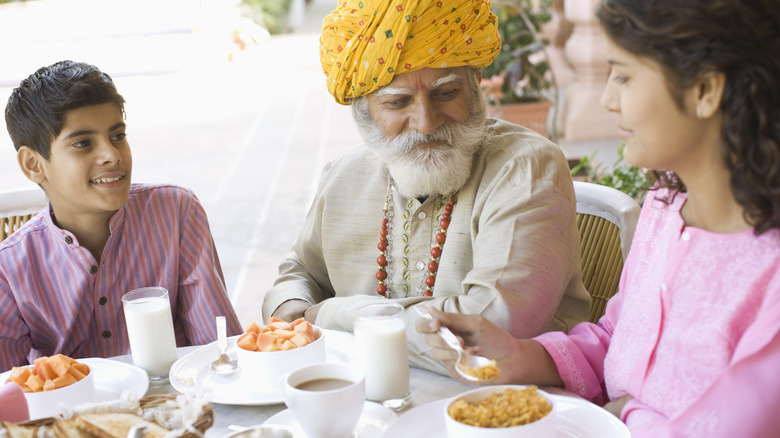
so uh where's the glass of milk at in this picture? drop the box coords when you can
[121,287,178,386]
[353,302,411,411]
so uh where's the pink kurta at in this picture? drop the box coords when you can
[536,189,780,438]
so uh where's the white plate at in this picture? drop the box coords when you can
[262,401,397,438]
[169,329,355,406]
[0,357,149,420]
[382,395,630,438]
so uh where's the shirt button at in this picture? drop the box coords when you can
[418,211,427,220]
[682,231,691,241]
[99,297,107,305]
[661,283,668,292]
[89,265,98,274]
[102,330,111,339]
[416,261,426,270]
[65,236,73,244]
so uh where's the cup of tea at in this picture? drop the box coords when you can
[281,362,365,438]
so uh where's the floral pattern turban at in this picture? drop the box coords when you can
[320,0,501,105]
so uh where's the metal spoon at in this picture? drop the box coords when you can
[415,307,499,383]
[210,316,239,375]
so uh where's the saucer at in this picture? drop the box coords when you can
[170,329,355,405]
[263,401,397,438]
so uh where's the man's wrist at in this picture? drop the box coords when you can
[271,299,311,322]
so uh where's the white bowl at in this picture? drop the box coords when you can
[222,425,294,438]
[24,366,95,419]
[444,385,556,438]
[235,325,326,387]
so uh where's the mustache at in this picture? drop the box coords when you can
[387,129,453,155]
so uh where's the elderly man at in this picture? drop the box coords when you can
[262,0,590,372]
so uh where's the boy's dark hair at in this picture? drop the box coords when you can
[4,60,126,160]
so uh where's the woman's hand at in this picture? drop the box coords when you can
[415,307,563,386]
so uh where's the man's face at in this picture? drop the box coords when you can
[35,102,132,226]
[358,67,487,198]
[367,67,475,138]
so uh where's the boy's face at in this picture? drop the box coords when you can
[33,102,132,224]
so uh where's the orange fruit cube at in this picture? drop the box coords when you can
[236,332,259,351]
[52,373,77,389]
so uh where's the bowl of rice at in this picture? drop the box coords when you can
[444,385,556,437]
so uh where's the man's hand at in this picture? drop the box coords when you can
[303,301,325,323]
[272,299,312,322]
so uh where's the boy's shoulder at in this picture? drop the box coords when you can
[128,183,195,198]
[0,211,48,256]
[126,183,198,206]
[122,184,205,225]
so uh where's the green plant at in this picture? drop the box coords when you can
[571,145,653,205]
[481,0,554,104]
[240,0,292,35]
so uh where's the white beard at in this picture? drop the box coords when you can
[355,98,488,199]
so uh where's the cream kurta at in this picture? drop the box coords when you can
[262,119,590,372]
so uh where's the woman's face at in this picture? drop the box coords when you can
[600,37,714,173]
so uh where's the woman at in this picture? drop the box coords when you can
[416,0,780,436]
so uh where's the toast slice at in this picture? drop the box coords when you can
[37,424,59,438]
[52,417,96,438]
[1,421,37,438]
[75,413,168,438]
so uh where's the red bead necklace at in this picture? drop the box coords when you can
[376,184,455,298]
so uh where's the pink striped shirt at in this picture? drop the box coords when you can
[0,184,241,372]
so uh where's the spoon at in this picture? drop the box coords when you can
[415,307,499,383]
[210,316,239,375]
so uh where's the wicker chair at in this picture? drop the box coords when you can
[574,181,641,323]
[0,187,48,242]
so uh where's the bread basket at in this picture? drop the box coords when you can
[2,393,213,438]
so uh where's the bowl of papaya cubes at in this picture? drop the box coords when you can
[235,317,326,387]
[5,354,94,419]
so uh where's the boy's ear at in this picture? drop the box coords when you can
[694,72,726,120]
[17,146,47,184]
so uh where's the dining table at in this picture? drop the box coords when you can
[108,330,627,438]
[110,333,475,438]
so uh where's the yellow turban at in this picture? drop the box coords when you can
[320,0,501,105]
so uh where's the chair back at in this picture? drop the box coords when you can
[0,187,48,242]
[574,181,641,323]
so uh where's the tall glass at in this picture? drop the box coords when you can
[121,287,178,386]
[353,302,411,411]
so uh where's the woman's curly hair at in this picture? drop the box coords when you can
[597,0,780,234]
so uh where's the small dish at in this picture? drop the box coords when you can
[263,401,397,438]
[223,425,294,438]
[0,357,149,420]
[235,325,325,387]
[22,364,95,420]
[444,386,555,437]
[169,330,355,405]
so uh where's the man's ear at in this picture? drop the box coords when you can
[17,146,47,184]
[694,71,726,120]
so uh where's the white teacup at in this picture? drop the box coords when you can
[281,362,365,438]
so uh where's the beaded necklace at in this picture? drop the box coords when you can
[375,181,456,298]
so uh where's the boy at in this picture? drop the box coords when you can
[0,60,241,372]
